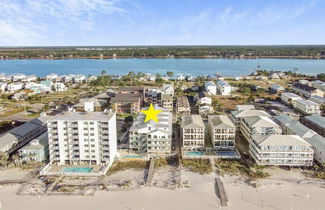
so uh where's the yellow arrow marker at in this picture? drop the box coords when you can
[141,103,162,123]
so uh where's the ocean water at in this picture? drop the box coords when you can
[0,58,324,77]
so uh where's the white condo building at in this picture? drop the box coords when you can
[295,99,321,115]
[181,115,205,150]
[281,92,302,107]
[47,111,117,165]
[208,115,236,150]
[249,134,313,166]
[129,106,172,157]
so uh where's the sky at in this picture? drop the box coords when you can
[0,0,324,46]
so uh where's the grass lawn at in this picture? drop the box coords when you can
[107,160,148,175]
[181,158,213,174]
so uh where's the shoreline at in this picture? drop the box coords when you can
[1,56,325,60]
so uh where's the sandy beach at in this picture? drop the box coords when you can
[0,168,325,210]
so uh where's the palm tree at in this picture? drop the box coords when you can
[101,70,107,76]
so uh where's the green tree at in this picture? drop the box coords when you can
[166,71,174,78]
[101,70,107,75]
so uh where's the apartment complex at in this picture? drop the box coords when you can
[47,111,117,165]
[292,83,324,98]
[146,84,174,112]
[181,115,205,150]
[231,109,270,128]
[281,92,302,107]
[129,106,172,157]
[302,114,325,137]
[0,117,47,154]
[208,115,236,150]
[249,134,313,166]
[240,116,282,143]
[110,93,141,114]
[295,99,320,115]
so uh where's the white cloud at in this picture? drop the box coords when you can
[0,0,128,45]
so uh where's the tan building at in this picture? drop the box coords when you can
[110,93,141,114]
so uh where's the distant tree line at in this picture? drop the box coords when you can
[1,46,325,58]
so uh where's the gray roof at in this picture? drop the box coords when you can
[305,134,325,152]
[48,111,114,121]
[274,114,294,126]
[208,115,235,129]
[119,86,144,92]
[242,116,277,127]
[0,133,18,151]
[110,93,140,103]
[252,134,311,147]
[21,132,48,151]
[182,115,204,128]
[9,117,46,138]
[287,121,317,138]
[305,114,325,128]
[231,109,270,118]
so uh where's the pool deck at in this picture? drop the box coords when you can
[40,164,107,176]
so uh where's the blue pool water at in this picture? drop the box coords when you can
[122,155,143,159]
[61,167,93,173]
[185,151,204,156]
[1,58,325,77]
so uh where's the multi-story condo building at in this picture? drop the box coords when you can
[119,86,145,106]
[249,134,313,166]
[181,115,205,150]
[305,134,325,164]
[231,109,270,128]
[301,114,325,138]
[205,81,217,95]
[240,116,282,143]
[129,106,172,157]
[309,95,325,105]
[162,84,174,96]
[0,117,47,154]
[146,88,161,105]
[208,115,236,150]
[216,80,232,95]
[295,99,321,115]
[47,111,117,165]
[292,83,324,98]
[161,94,173,112]
[281,92,302,107]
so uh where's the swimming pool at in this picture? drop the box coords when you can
[185,151,204,156]
[61,167,93,173]
[122,155,143,159]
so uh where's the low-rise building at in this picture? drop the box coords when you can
[281,92,302,107]
[312,80,325,92]
[305,134,325,164]
[269,84,285,93]
[19,132,49,163]
[13,73,26,82]
[240,116,282,143]
[309,95,325,105]
[302,114,325,137]
[46,73,58,81]
[216,80,232,95]
[54,82,67,91]
[161,94,173,112]
[129,106,172,157]
[0,82,7,92]
[205,81,217,95]
[292,83,324,98]
[74,74,86,83]
[181,115,205,150]
[22,75,37,83]
[110,93,141,114]
[208,115,236,150]
[231,109,270,128]
[0,117,47,154]
[47,111,117,165]
[196,91,212,105]
[295,99,320,115]
[249,134,313,166]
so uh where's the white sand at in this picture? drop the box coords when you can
[0,168,29,181]
[0,168,324,210]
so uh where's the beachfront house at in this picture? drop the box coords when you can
[208,115,236,151]
[19,132,49,163]
[129,105,172,157]
[181,115,205,151]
